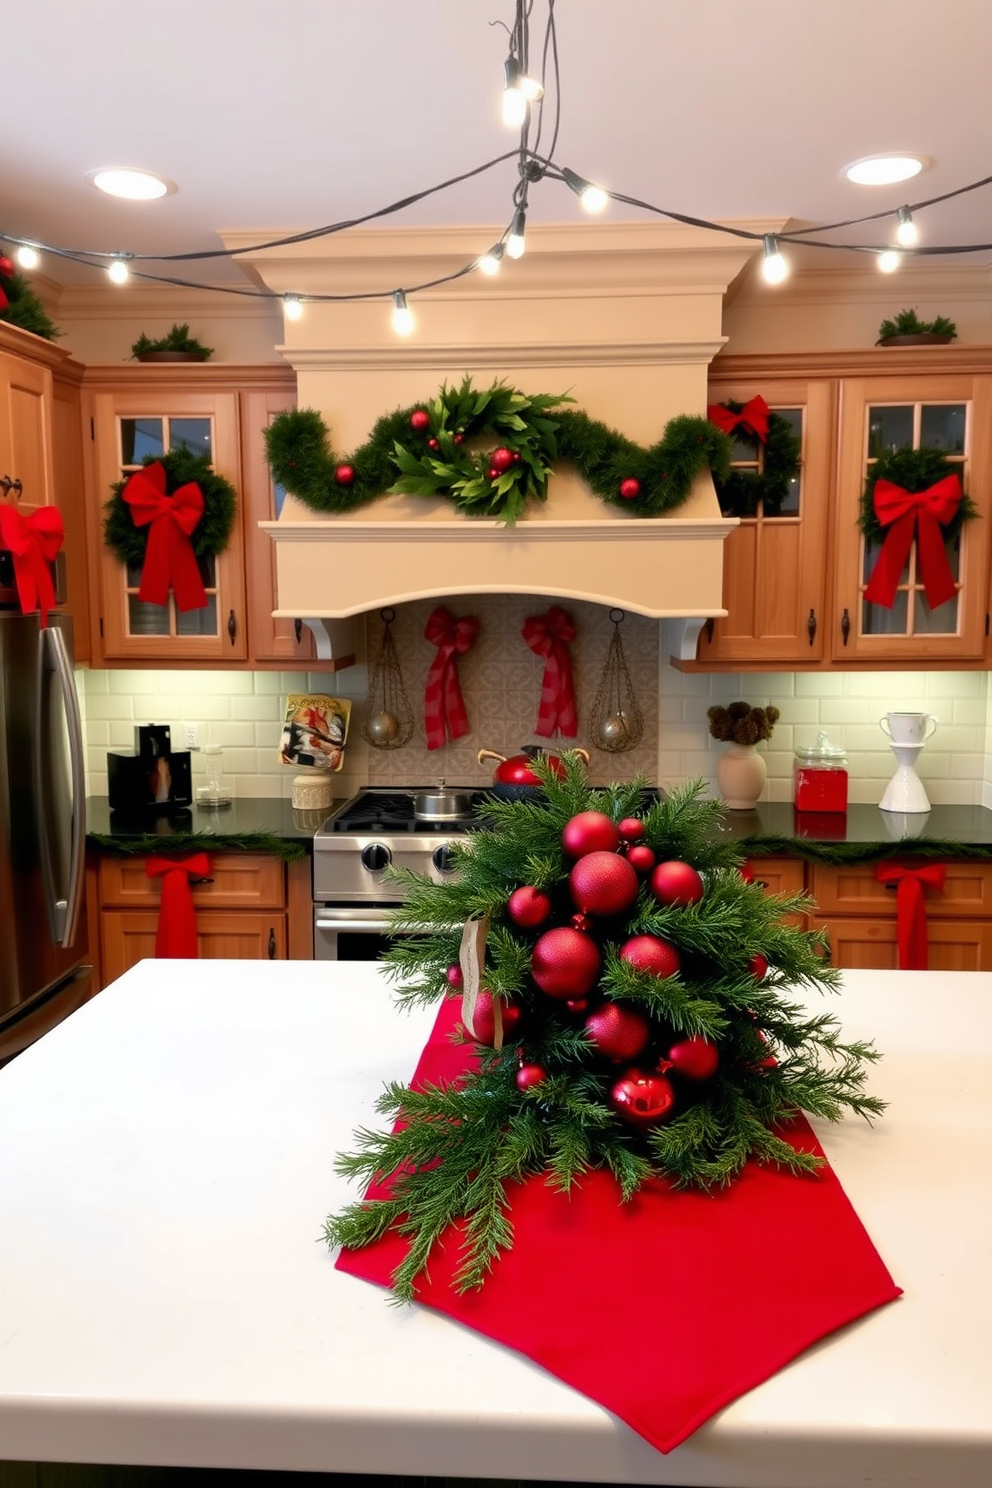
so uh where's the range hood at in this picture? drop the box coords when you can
[226,220,781,657]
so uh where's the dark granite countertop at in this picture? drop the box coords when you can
[85,796,328,856]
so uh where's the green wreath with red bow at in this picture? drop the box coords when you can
[263,377,731,526]
[706,396,802,517]
[858,446,977,611]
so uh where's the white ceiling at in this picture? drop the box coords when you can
[5,0,992,290]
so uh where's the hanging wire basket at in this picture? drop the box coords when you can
[588,609,643,753]
[360,608,415,749]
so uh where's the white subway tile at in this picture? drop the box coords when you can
[795,672,844,696]
[924,671,985,698]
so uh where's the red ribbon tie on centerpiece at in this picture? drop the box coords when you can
[706,394,771,443]
[145,852,211,959]
[874,860,947,969]
[0,502,65,626]
[424,605,479,750]
[122,461,207,613]
[522,605,578,738]
[863,475,961,611]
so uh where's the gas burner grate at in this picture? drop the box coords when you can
[326,789,491,834]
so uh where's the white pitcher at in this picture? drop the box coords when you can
[879,712,938,745]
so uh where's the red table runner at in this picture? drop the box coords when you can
[336,998,901,1455]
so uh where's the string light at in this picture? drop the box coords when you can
[16,244,40,270]
[561,167,609,214]
[502,58,528,129]
[391,289,414,335]
[478,244,505,276]
[878,249,901,273]
[507,207,527,259]
[761,235,788,285]
[107,257,130,285]
[896,205,919,247]
[283,294,303,320]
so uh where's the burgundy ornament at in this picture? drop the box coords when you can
[609,1067,677,1128]
[507,885,553,929]
[428,438,440,450]
[619,933,681,980]
[446,963,464,991]
[649,859,705,907]
[410,409,431,431]
[750,952,770,981]
[661,1035,720,1082]
[569,850,639,918]
[584,1002,652,1062]
[516,1062,548,1090]
[619,478,641,500]
[466,990,524,1047]
[490,446,514,473]
[618,817,645,842]
[531,926,601,999]
[334,464,355,486]
[562,810,621,858]
[570,912,593,932]
[625,843,656,876]
[488,467,500,481]
[512,451,521,462]
[565,997,589,1014]
[454,432,464,444]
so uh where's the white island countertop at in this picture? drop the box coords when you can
[1,961,990,1487]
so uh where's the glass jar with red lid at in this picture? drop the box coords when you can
[793,732,848,813]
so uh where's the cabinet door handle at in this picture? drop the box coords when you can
[189,876,214,886]
[840,608,851,646]
[807,608,817,646]
[227,609,237,645]
[267,927,276,959]
[704,618,715,645]
[294,617,303,643]
[0,475,23,497]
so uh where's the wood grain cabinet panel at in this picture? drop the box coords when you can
[813,915,992,972]
[100,910,287,985]
[809,861,992,918]
[99,852,285,910]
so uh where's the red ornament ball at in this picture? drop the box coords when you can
[609,1068,677,1128]
[569,851,639,918]
[750,952,770,981]
[531,926,601,999]
[454,432,464,444]
[619,478,641,500]
[516,1062,548,1090]
[466,991,524,1046]
[428,437,440,450]
[625,843,656,876]
[619,933,681,980]
[562,810,621,858]
[0,255,13,278]
[488,467,500,481]
[490,446,515,473]
[618,817,645,842]
[584,1003,652,1062]
[334,464,355,486]
[446,963,464,990]
[661,1035,720,1081]
[649,859,705,907]
[507,885,553,929]
[565,997,589,1013]
[410,409,431,431]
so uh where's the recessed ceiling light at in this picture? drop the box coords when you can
[86,168,175,201]
[843,154,927,187]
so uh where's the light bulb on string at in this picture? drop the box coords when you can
[560,167,609,214]
[391,289,414,336]
[519,73,544,102]
[878,249,901,273]
[761,235,788,285]
[501,57,528,128]
[896,206,919,247]
[478,244,504,276]
[107,257,130,285]
[16,244,40,270]
[507,207,527,260]
[283,294,303,321]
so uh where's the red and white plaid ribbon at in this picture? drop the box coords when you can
[522,605,578,738]
[423,606,479,750]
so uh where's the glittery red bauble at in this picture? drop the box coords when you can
[569,851,639,918]
[584,1002,652,1062]
[512,451,521,462]
[609,1067,677,1128]
[428,437,440,450]
[662,1035,720,1081]
[466,991,524,1046]
[618,817,645,842]
[490,446,514,472]
[619,478,641,500]
[565,997,588,1013]
[619,933,681,979]
[750,952,769,981]
[507,885,553,928]
[625,843,656,876]
[334,464,355,486]
[410,409,430,431]
[562,810,621,858]
[454,432,464,444]
[446,963,464,990]
[531,926,601,999]
[516,1062,548,1090]
[488,467,500,480]
[649,859,705,907]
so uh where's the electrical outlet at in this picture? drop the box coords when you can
[182,722,200,750]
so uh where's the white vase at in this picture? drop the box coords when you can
[716,743,767,811]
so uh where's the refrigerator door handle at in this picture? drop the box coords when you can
[35,624,86,948]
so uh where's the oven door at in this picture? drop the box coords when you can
[314,904,418,961]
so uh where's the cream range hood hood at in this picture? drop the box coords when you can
[227,220,781,659]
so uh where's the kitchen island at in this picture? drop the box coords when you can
[0,961,989,1488]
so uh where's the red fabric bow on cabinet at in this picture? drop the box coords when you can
[706,394,771,443]
[0,502,64,626]
[145,852,211,959]
[521,605,578,738]
[873,860,947,969]
[423,605,479,750]
[863,475,961,611]
[122,462,207,613]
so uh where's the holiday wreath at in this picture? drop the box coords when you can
[706,396,802,517]
[103,447,237,571]
[325,763,883,1300]
[264,376,731,525]
[859,446,977,611]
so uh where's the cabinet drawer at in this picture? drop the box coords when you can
[744,856,806,897]
[812,914,992,972]
[98,852,286,910]
[100,911,288,984]
[809,861,992,918]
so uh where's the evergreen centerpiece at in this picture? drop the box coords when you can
[131,322,214,362]
[876,309,957,347]
[325,763,883,1300]
[0,255,61,341]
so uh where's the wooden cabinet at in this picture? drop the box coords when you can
[0,328,56,513]
[744,855,807,928]
[94,850,313,987]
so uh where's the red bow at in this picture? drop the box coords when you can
[0,502,64,626]
[0,286,8,311]
[863,475,961,611]
[145,852,211,959]
[122,462,207,613]
[522,606,578,738]
[423,606,479,750]
[873,861,947,970]
[706,395,771,443]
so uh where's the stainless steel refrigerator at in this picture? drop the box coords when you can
[0,607,91,1062]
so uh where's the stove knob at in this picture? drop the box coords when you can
[361,843,392,872]
[432,843,457,873]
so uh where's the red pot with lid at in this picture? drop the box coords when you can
[478,744,590,800]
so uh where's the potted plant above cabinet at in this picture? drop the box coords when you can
[130,323,214,363]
